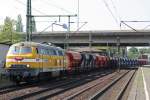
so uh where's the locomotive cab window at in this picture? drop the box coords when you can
[38,48,48,55]
[37,47,56,55]
[49,48,56,55]
[20,47,32,54]
[58,50,64,56]
[8,46,32,54]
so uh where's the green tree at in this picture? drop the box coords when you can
[127,47,139,59]
[128,47,138,53]
[2,17,13,33]
[16,15,23,32]
[139,48,150,54]
[0,17,23,43]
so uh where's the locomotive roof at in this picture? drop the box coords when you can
[11,42,63,50]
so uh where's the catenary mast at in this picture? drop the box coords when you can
[26,0,32,41]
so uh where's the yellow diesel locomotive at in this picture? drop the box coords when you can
[5,42,67,83]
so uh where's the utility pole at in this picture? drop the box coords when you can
[107,42,110,56]
[89,33,92,52]
[66,16,71,50]
[26,0,32,41]
[117,37,120,72]
[77,0,79,30]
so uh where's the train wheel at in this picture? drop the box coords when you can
[37,73,43,81]
[15,80,21,85]
[13,76,21,85]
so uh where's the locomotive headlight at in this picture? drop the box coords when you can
[8,64,11,67]
[27,64,30,68]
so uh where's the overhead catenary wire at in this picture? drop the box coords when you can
[14,0,85,32]
[120,21,137,32]
[15,0,47,15]
[41,0,77,28]
[101,0,120,27]
[38,21,57,34]
[15,0,58,31]
[143,25,150,30]
[42,0,74,14]
[120,21,150,23]
[121,20,150,30]
[109,0,122,29]
[110,0,121,22]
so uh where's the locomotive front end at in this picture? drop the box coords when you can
[5,43,36,83]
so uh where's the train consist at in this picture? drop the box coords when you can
[4,42,147,83]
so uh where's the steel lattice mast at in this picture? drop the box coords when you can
[26,0,32,41]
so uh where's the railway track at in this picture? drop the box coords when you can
[0,83,28,95]
[47,70,131,100]
[0,70,113,100]
[0,77,65,95]
[42,69,135,100]
[11,70,125,100]
[35,71,118,100]
[90,70,136,100]
[0,69,135,100]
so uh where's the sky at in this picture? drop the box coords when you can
[0,0,150,31]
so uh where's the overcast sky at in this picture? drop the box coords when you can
[0,0,150,31]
